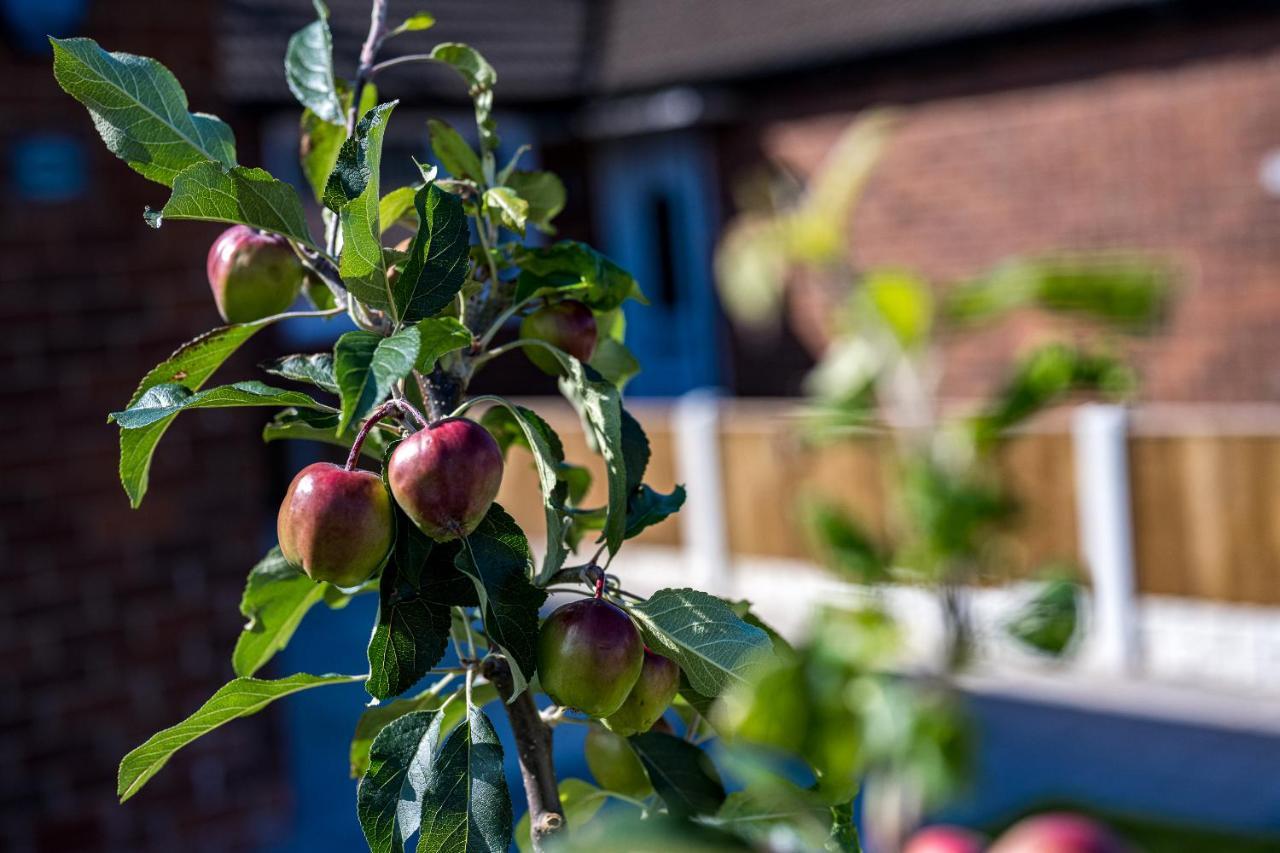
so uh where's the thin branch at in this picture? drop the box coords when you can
[369,52,437,75]
[477,294,536,348]
[348,0,390,136]
[481,657,564,852]
[470,337,542,368]
[258,306,345,324]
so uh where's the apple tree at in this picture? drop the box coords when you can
[46,1,851,850]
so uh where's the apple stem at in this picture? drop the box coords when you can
[344,399,429,470]
[593,576,605,599]
[345,404,396,470]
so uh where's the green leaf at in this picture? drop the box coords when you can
[1005,575,1081,656]
[455,506,546,699]
[428,119,484,183]
[620,409,650,493]
[505,171,565,234]
[358,709,444,853]
[381,186,421,234]
[416,317,473,373]
[392,11,436,35]
[514,242,646,311]
[590,338,641,390]
[110,381,327,429]
[393,184,471,324]
[554,812,751,851]
[829,799,862,852]
[284,0,345,125]
[626,589,773,697]
[118,673,361,802]
[863,269,932,347]
[333,328,420,435]
[714,783,833,847]
[301,110,345,202]
[625,485,686,539]
[973,344,1135,446]
[467,401,570,582]
[323,126,374,212]
[49,37,236,187]
[232,547,327,677]
[301,81,378,202]
[143,163,317,248]
[805,500,888,583]
[366,513,455,700]
[416,707,513,852]
[557,360,627,554]
[339,101,399,313]
[430,43,497,94]
[483,186,528,235]
[260,352,339,394]
[944,254,1170,330]
[350,680,496,779]
[263,408,389,459]
[628,732,726,818]
[116,320,278,506]
[515,779,610,853]
[429,43,498,152]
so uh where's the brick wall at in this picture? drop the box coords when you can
[730,8,1280,403]
[1,3,291,851]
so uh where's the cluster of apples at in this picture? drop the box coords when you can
[278,414,504,586]
[540,596,680,729]
[540,594,682,797]
[215,227,673,737]
[906,813,1129,853]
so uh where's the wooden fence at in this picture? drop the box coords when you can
[494,400,1280,606]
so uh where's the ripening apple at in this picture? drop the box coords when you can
[387,417,504,541]
[519,300,597,375]
[904,825,987,853]
[990,813,1128,853]
[538,597,644,717]
[604,648,680,736]
[206,225,304,323]
[277,463,393,587]
[584,725,652,799]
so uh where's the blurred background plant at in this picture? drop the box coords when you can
[708,113,1173,849]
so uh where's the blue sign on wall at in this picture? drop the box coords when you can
[2,0,87,53]
[10,133,87,202]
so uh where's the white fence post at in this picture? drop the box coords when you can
[673,388,731,595]
[1072,404,1142,675]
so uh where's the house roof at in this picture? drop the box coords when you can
[220,0,1168,105]
[221,0,590,104]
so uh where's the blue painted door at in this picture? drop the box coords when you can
[593,131,721,396]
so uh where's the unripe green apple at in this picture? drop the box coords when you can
[519,300,598,375]
[206,226,304,323]
[276,463,393,587]
[387,417,504,541]
[584,725,652,799]
[538,598,643,717]
[603,649,680,736]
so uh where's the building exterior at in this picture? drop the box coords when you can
[226,0,1280,401]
